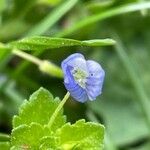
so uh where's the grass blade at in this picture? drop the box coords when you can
[56,2,150,37]
[114,34,150,135]
[9,36,115,51]
[25,0,78,37]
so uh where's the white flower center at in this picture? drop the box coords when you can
[72,68,88,88]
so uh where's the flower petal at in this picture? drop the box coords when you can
[61,53,105,103]
[64,65,88,102]
[61,53,88,75]
[86,60,105,100]
[67,84,88,103]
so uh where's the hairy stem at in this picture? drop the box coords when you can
[12,49,42,65]
[48,92,70,128]
[0,133,10,141]
[12,49,63,78]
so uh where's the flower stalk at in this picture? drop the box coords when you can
[12,49,42,66]
[48,92,70,128]
[12,49,63,78]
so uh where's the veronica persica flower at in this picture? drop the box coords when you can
[61,53,105,103]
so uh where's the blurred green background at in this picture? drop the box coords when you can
[0,0,150,149]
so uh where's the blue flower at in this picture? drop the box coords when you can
[61,53,105,103]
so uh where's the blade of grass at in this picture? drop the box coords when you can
[56,2,150,37]
[114,34,150,135]
[3,81,24,107]
[9,37,115,50]
[24,0,78,37]
[0,54,13,72]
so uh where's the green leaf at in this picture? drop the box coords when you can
[11,123,51,149]
[82,39,115,46]
[9,36,115,51]
[56,119,104,150]
[39,136,59,149]
[13,87,66,131]
[0,142,10,150]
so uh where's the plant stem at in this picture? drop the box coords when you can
[0,133,10,142]
[12,49,63,78]
[12,49,42,65]
[48,92,70,128]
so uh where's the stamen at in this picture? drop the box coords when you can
[72,68,88,88]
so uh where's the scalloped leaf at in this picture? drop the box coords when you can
[0,142,10,150]
[56,119,104,150]
[11,123,51,149]
[39,136,59,149]
[13,87,66,132]
[8,36,115,51]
